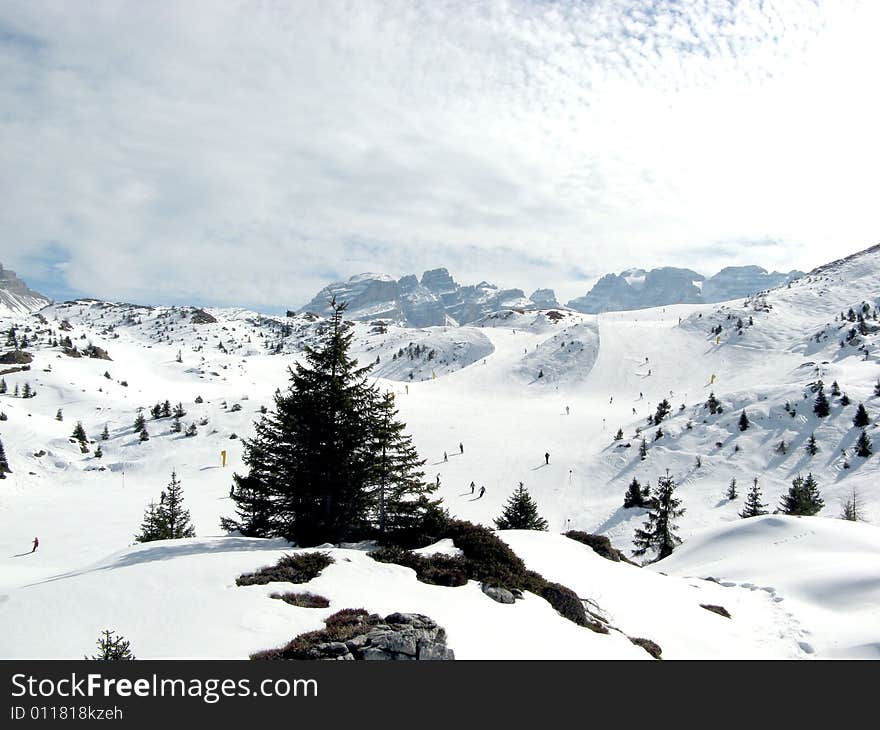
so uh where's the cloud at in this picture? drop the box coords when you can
[0,0,878,309]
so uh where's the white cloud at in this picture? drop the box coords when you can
[0,0,878,309]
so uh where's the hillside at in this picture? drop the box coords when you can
[1,245,880,658]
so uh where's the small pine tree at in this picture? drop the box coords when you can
[874,379,880,397]
[185,422,197,437]
[171,416,182,433]
[778,473,824,516]
[101,424,109,441]
[22,382,31,398]
[0,437,11,477]
[135,472,196,541]
[494,483,548,531]
[0,377,6,394]
[740,478,767,518]
[133,411,146,433]
[855,429,872,457]
[805,433,818,456]
[813,385,830,417]
[173,402,186,418]
[706,392,720,414]
[613,428,623,441]
[623,477,646,508]
[72,421,87,445]
[87,630,135,661]
[738,410,750,431]
[94,444,103,459]
[654,399,671,424]
[139,427,149,442]
[725,478,737,500]
[853,403,869,428]
[639,438,648,461]
[632,472,684,561]
[840,393,851,406]
[55,409,63,422]
[840,488,864,522]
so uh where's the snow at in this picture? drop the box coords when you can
[2,246,880,658]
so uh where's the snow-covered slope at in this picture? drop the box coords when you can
[2,245,880,659]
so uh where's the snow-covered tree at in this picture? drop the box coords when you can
[813,384,830,418]
[738,410,750,431]
[725,478,737,500]
[623,477,646,508]
[778,473,824,516]
[853,403,869,428]
[855,429,872,457]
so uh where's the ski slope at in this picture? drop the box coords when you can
[2,246,880,658]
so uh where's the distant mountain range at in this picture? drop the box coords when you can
[298,264,803,325]
[298,268,559,327]
[0,263,50,315]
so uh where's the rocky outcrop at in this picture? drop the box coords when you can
[0,350,33,365]
[255,610,455,661]
[481,583,516,604]
[0,264,50,315]
[190,308,217,325]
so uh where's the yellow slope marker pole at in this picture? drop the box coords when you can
[221,449,227,467]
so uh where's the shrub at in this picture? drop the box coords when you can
[443,520,542,592]
[700,603,731,618]
[369,546,467,587]
[237,552,333,587]
[540,582,604,631]
[564,531,635,564]
[629,636,662,659]
[270,592,331,608]
[251,609,375,660]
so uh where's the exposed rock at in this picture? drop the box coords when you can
[629,636,663,659]
[258,611,455,661]
[481,583,516,604]
[700,603,732,618]
[191,308,217,325]
[83,344,112,361]
[0,263,50,315]
[0,350,33,365]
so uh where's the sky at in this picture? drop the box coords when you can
[1,0,879,312]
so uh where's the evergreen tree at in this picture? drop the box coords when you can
[632,472,684,561]
[840,393,851,406]
[613,428,623,441]
[94,444,103,459]
[223,299,435,546]
[0,437,11,477]
[101,424,109,440]
[135,501,163,542]
[55,408,63,422]
[185,422,197,437]
[159,471,196,538]
[138,427,149,442]
[706,392,721,414]
[874,379,880,397]
[740,477,767,518]
[21,382,31,398]
[368,391,440,541]
[639,438,648,460]
[830,380,840,396]
[855,429,872,457]
[173,402,186,418]
[840,488,864,522]
[653,398,671,424]
[805,433,818,456]
[0,377,5,394]
[494,482,548,531]
[853,403,869,428]
[150,403,162,419]
[72,421,87,445]
[87,630,134,661]
[738,410,750,431]
[778,473,824,516]
[813,384,830,417]
[623,477,646,508]
[726,477,737,500]
[171,416,182,433]
[133,411,146,433]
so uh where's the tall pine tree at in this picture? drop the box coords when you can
[632,472,684,561]
[0,436,10,478]
[778,473,824,516]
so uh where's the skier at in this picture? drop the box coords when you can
[565,405,570,415]
[31,536,39,553]
[648,369,651,376]
[436,473,441,487]
[443,451,448,462]
[478,486,485,499]
[544,451,550,465]
[609,396,613,404]
[469,481,475,494]
[632,407,637,415]
[459,442,463,454]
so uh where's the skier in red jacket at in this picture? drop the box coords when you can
[31,537,39,553]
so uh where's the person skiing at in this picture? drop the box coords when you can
[565,405,570,415]
[459,442,463,454]
[443,451,448,462]
[632,407,637,415]
[478,486,485,498]
[436,473,441,487]
[544,452,550,465]
[469,481,475,494]
[609,395,613,404]
[31,536,39,553]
